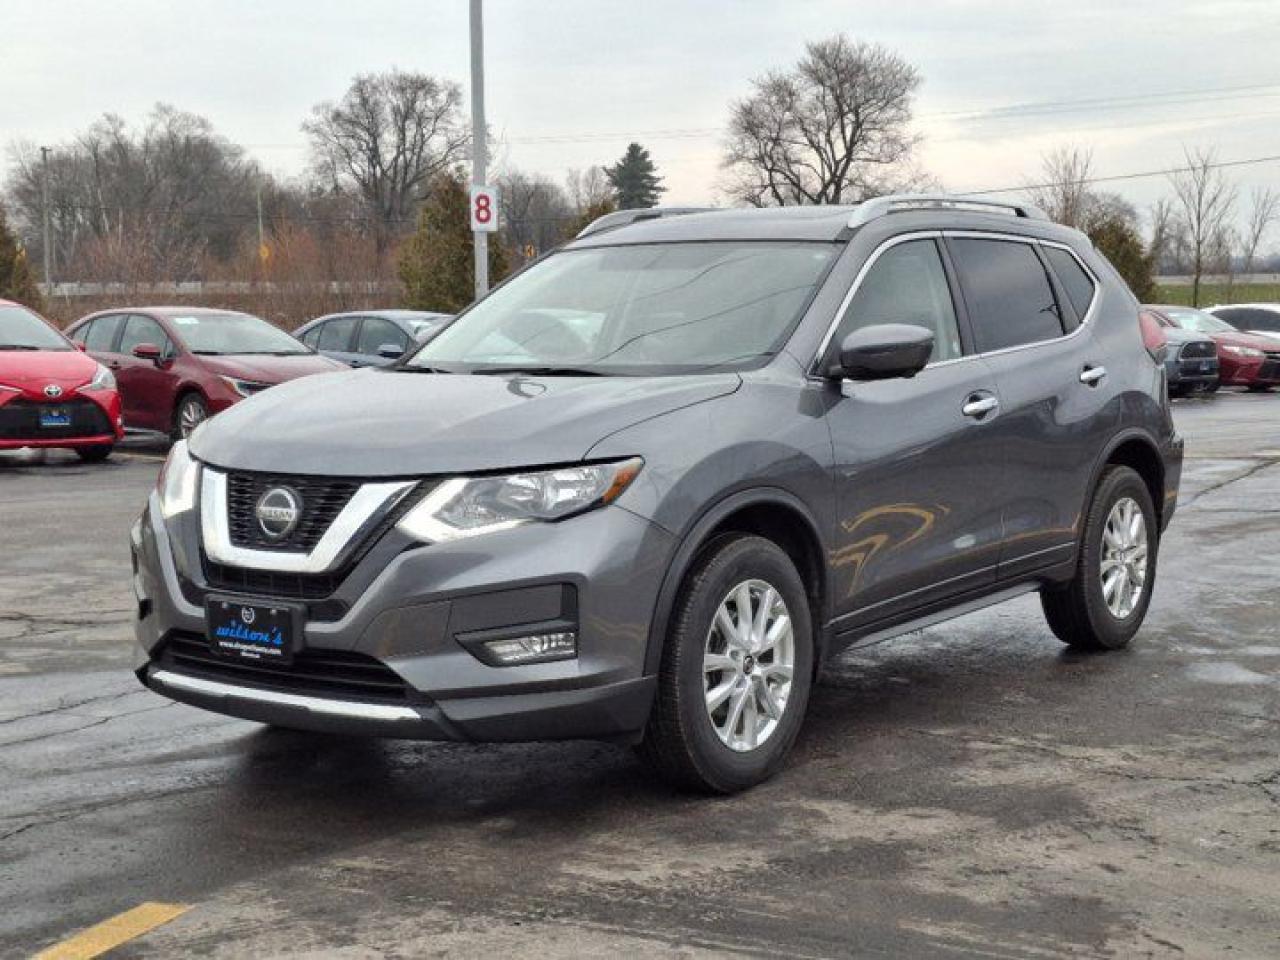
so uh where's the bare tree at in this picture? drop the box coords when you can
[303,70,470,250]
[496,170,571,259]
[1168,147,1237,306]
[564,167,613,214]
[1147,197,1183,273]
[1026,146,1095,228]
[721,35,923,206]
[1240,186,1279,275]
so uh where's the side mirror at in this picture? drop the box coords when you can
[132,342,163,362]
[827,323,934,381]
[377,343,404,359]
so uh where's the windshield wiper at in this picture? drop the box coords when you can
[470,365,606,377]
[0,344,41,351]
[191,350,225,356]
[396,364,455,374]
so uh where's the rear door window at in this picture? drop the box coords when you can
[832,239,964,363]
[318,316,358,352]
[83,314,125,353]
[948,238,1065,353]
[1239,308,1280,333]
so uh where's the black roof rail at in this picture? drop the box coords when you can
[848,194,1049,228]
[575,206,717,239]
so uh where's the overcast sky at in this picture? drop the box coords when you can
[6,0,1280,224]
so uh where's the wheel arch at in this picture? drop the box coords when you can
[1090,430,1167,532]
[643,488,829,678]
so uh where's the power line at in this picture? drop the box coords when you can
[969,152,1280,196]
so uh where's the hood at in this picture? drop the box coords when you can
[1159,327,1212,347]
[0,348,100,398]
[190,368,741,476]
[197,353,345,383]
[1208,330,1279,352]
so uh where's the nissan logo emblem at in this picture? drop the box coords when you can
[254,487,302,541]
[44,384,63,398]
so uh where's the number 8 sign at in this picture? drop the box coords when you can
[470,185,499,233]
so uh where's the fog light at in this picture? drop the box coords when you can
[481,631,577,666]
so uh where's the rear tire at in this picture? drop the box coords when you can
[639,534,814,793]
[1247,384,1273,393]
[75,444,113,463]
[1041,466,1158,651]
[1204,381,1220,394]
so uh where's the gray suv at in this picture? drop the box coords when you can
[132,196,1183,793]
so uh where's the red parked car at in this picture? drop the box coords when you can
[0,299,123,461]
[67,307,344,439]
[1145,304,1280,392]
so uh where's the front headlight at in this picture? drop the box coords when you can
[397,458,643,543]
[82,363,116,391]
[1221,344,1263,358]
[219,376,272,398]
[157,440,200,518]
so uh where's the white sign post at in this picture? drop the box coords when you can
[470,185,499,233]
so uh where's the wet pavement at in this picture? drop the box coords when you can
[2,393,1278,958]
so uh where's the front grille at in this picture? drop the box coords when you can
[159,632,413,703]
[202,561,344,600]
[0,397,112,441]
[1178,341,1216,360]
[226,472,361,552]
[1259,359,1280,381]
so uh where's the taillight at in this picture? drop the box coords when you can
[1138,311,1168,363]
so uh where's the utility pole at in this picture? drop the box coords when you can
[469,0,488,299]
[40,147,52,295]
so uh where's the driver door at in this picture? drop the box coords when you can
[823,237,1006,636]
[114,315,176,432]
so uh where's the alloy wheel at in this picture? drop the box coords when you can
[703,579,795,752]
[179,398,207,439]
[1100,496,1148,619]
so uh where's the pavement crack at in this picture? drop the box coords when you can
[0,701,176,747]
[1182,458,1278,508]
[0,687,143,726]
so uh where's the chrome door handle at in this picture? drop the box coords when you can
[962,395,999,418]
[1080,365,1107,385]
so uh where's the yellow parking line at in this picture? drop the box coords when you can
[32,902,190,960]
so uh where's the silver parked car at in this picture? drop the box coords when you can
[295,310,453,367]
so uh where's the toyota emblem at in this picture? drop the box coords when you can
[44,384,63,398]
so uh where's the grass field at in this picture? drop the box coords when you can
[1153,283,1280,307]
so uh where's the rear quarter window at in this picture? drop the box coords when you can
[1043,246,1097,319]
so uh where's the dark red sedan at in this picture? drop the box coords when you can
[67,307,344,439]
[0,299,123,460]
[1146,304,1280,392]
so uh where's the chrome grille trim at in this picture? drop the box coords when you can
[200,468,414,573]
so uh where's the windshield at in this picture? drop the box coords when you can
[406,241,838,374]
[1163,307,1234,334]
[170,313,310,355]
[0,305,70,351]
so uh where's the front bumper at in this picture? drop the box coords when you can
[0,389,122,449]
[132,492,672,741]
[1165,352,1219,389]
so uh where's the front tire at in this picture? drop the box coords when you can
[640,534,814,793]
[172,393,208,440]
[1041,466,1158,651]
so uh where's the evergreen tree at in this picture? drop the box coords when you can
[0,203,43,309]
[398,171,509,313]
[605,143,665,210]
[1086,212,1156,302]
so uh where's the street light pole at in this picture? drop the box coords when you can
[469,0,488,300]
[40,147,52,295]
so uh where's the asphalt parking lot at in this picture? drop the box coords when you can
[2,394,1278,959]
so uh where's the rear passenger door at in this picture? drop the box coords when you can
[315,315,361,366]
[945,235,1114,580]
[824,236,1006,635]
